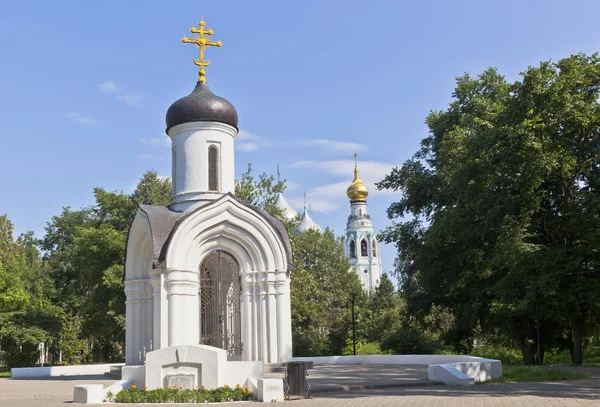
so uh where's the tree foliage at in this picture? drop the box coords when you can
[378,53,600,365]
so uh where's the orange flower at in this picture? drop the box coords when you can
[179,386,183,390]
[244,386,250,391]
[164,386,169,390]
[201,385,205,389]
[131,385,137,390]
[144,386,148,390]
[236,384,240,388]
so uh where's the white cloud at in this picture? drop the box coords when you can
[236,129,268,152]
[298,139,369,155]
[138,135,170,147]
[117,94,142,106]
[65,111,99,125]
[98,81,119,92]
[286,159,400,213]
[290,159,395,183]
[136,153,153,160]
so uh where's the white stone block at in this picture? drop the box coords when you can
[73,384,104,404]
[243,377,258,394]
[122,366,145,387]
[257,378,284,402]
[428,364,475,386]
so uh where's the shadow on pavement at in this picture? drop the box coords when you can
[315,379,600,401]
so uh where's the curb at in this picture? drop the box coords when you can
[309,380,445,394]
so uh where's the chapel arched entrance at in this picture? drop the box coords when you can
[199,250,243,359]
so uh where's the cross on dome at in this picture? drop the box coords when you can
[182,18,223,82]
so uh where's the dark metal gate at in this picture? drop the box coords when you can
[199,251,243,357]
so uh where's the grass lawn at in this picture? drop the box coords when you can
[477,365,590,384]
[0,368,10,378]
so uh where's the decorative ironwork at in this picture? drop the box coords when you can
[283,369,310,400]
[199,251,243,357]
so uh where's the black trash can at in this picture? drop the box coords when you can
[286,361,310,396]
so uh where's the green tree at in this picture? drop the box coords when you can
[292,228,365,355]
[378,53,600,365]
[235,164,288,221]
[39,171,173,363]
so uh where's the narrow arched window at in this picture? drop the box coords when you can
[349,240,356,258]
[361,239,368,257]
[372,240,377,257]
[208,145,219,191]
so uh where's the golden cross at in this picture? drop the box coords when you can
[182,18,222,82]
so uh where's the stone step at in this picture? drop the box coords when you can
[263,363,287,373]
[104,365,122,380]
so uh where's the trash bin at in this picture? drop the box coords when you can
[286,361,309,396]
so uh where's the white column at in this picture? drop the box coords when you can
[259,273,268,362]
[125,280,147,366]
[166,269,199,346]
[267,272,278,362]
[150,273,162,350]
[145,284,153,354]
[125,294,134,365]
[251,273,259,361]
[242,274,253,361]
[160,273,169,348]
[276,270,292,362]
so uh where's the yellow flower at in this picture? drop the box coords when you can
[236,384,240,388]
[244,386,250,391]
[224,384,229,387]
[172,385,177,389]
[201,385,205,389]
[156,388,160,391]
[131,385,137,390]
[144,386,148,390]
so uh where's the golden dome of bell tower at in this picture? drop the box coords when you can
[346,152,369,201]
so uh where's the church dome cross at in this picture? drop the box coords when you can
[182,18,223,82]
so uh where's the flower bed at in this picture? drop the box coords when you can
[106,384,254,403]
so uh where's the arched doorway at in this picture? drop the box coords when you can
[199,251,243,358]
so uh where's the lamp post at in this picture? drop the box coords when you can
[350,292,356,356]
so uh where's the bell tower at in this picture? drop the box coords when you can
[343,153,383,291]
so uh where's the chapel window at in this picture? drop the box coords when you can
[208,145,219,191]
[361,239,368,257]
[372,240,377,257]
[349,240,356,258]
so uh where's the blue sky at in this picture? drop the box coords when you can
[1,0,600,275]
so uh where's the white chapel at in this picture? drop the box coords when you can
[122,19,294,389]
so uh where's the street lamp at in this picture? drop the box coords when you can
[350,292,356,356]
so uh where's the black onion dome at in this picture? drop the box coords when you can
[165,81,238,133]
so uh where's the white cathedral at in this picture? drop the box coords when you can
[275,160,383,292]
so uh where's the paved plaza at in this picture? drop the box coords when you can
[1,365,599,407]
